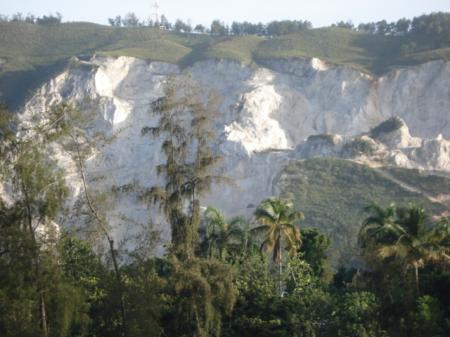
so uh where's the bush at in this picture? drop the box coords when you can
[333,291,386,337]
[370,117,404,138]
[307,134,339,145]
[342,138,375,157]
[412,295,443,337]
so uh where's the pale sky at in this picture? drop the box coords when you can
[2,0,450,27]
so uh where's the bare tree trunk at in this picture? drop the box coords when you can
[40,293,48,337]
[23,186,49,337]
[415,266,420,295]
[108,238,128,337]
[279,238,283,297]
[73,139,128,337]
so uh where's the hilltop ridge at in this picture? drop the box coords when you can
[1,21,449,109]
[1,21,449,75]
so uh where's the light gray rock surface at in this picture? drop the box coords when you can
[295,117,450,172]
[16,56,450,247]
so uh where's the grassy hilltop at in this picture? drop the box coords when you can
[1,21,450,74]
[1,21,449,109]
[1,20,450,108]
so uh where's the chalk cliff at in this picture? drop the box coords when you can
[18,56,450,246]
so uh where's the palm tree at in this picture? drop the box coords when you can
[252,197,304,295]
[358,202,397,248]
[237,216,260,259]
[203,206,245,260]
[360,203,450,294]
[379,206,450,293]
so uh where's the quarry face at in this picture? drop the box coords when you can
[19,56,450,248]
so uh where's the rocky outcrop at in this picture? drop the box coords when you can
[295,117,450,172]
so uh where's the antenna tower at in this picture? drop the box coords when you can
[152,1,160,24]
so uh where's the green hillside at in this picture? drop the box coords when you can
[255,28,450,73]
[1,21,449,108]
[1,22,449,74]
[278,158,449,265]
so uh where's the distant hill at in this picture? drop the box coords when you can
[1,22,450,74]
[1,21,449,109]
[1,21,450,109]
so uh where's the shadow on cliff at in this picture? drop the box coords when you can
[350,33,446,74]
[178,37,232,69]
[0,60,69,111]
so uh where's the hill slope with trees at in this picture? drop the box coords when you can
[1,12,449,75]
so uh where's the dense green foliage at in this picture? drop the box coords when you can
[359,204,450,290]
[1,85,449,337]
[356,203,450,336]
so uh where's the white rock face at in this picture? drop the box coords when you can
[296,117,450,172]
[410,137,450,171]
[18,56,450,246]
[225,70,288,154]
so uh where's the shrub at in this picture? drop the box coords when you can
[370,117,404,138]
[342,138,375,157]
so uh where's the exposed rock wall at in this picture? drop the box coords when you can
[18,56,450,245]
